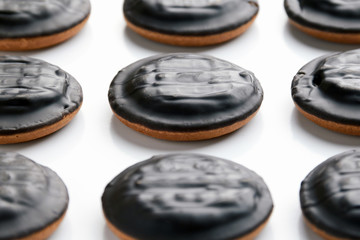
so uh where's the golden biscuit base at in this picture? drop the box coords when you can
[0,105,81,144]
[289,19,360,44]
[125,15,257,47]
[295,103,360,135]
[113,109,260,141]
[105,212,272,240]
[303,216,351,240]
[19,211,66,240]
[0,15,90,51]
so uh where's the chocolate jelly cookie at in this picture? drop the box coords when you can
[0,152,69,240]
[0,55,83,144]
[300,149,360,240]
[0,0,91,51]
[124,0,259,46]
[291,49,360,135]
[102,153,273,240]
[285,0,360,43]
[108,53,263,141]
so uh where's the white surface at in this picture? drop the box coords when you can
[1,0,360,239]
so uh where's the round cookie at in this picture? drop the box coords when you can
[108,53,263,141]
[123,0,259,46]
[300,149,360,240]
[0,0,91,51]
[291,49,360,135]
[0,55,83,144]
[102,153,273,240]
[0,152,69,240]
[284,0,360,43]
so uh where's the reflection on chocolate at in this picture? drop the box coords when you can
[0,56,82,135]
[139,0,224,19]
[300,149,360,239]
[285,0,360,32]
[301,0,360,17]
[123,0,258,35]
[102,153,273,240]
[0,0,90,38]
[108,53,263,132]
[292,49,360,125]
[0,152,68,239]
[0,58,69,113]
[0,0,66,23]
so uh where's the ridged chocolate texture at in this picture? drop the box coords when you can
[0,152,68,239]
[0,55,82,135]
[284,0,360,33]
[123,0,258,35]
[291,49,360,125]
[108,53,263,132]
[0,0,90,38]
[102,153,273,240]
[300,149,360,239]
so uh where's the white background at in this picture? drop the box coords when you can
[1,0,360,239]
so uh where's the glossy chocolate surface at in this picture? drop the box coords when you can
[0,152,68,239]
[0,56,82,135]
[285,0,360,32]
[0,0,90,38]
[300,149,360,239]
[108,53,263,132]
[123,0,258,35]
[292,49,360,125]
[102,153,273,240]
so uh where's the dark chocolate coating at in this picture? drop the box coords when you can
[291,49,360,125]
[123,0,258,36]
[0,152,68,239]
[285,0,360,33]
[0,55,82,135]
[300,149,360,239]
[102,153,273,240]
[0,0,90,38]
[108,53,263,132]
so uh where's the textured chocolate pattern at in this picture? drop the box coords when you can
[102,153,273,240]
[0,0,90,38]
[292,49,360,125]
[0,55,82,135]
[300,149,360,239]
[285,0,360,32]
[123,0,258,35]
[108,53,263,132]
[0,152,68,239]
